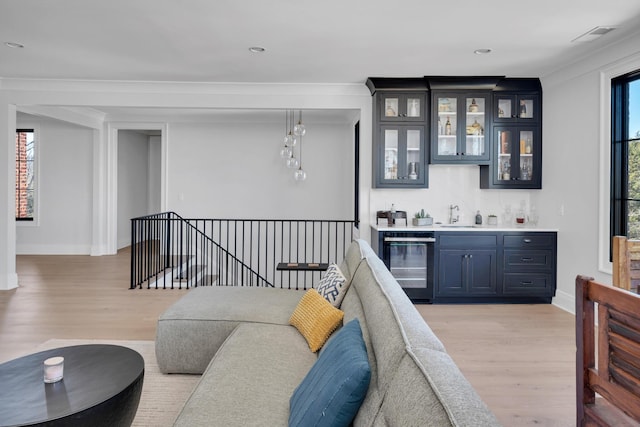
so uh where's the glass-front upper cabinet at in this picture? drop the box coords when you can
[484,126,541,189]
[431,92,490,164]
[379,92,426,122]
[493,93,540,123]
[378,125,426,187]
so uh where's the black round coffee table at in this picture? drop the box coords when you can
[0,344,144,427]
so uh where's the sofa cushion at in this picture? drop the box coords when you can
[339,239,374,284]
[378,348,500,426]
[290,289,344,352]
[341,255,448,427]
[316,263,349,307]
[156,286,304,374]
[289,319,371,427]
[174,323,317,427]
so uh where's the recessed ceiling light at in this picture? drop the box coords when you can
[248,46,265,53]
[5,42,24,49]
[474,48,492,55]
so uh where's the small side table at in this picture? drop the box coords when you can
[276,262,329,272]
[0,344,144,427]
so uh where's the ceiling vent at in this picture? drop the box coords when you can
[571,26,616,43]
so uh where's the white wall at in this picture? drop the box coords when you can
[16,115,94,254]
[369,165,533,226]
[117,130,151,249]
[166,120,354,220]
[0,82,372,289]
[540,32,640,312]
[148,135,161,213]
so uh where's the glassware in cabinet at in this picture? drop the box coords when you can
[494,94,539,122]
[482,126,541,189]
[464,97,486,157]
[432,92,490,164]
[518,130,534,182]
[383,129,399,180]
[380,93,425,122]
[436,96,457,156]
[377,125,426,187]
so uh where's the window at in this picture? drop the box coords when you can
[15,129,35,221]
[611,72,640,242]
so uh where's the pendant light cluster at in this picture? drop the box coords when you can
[279,110,307,181]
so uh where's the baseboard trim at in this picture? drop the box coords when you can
[0,273,19,290]
[16,244,92,255]
[552,289,575,315]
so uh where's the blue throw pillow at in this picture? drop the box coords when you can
[289,318,371,427]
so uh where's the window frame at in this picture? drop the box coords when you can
[598,55,640,274]
[611,71,640,247]
[15,125,39,226]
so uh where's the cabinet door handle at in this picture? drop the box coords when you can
[520,281,534,285]
[521,257,533,262]
[523,238,532,243]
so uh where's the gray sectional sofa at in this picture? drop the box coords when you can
[156,239,501,426]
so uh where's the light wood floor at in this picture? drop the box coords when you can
[1,248,576,426]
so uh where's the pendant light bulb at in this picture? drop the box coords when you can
[294,167,307,181]
[293,110,306,136]
[286,132,297,146]
[287,156,299,169]
[280,145,292,159]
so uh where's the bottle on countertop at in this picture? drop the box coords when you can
[475,211,482,225]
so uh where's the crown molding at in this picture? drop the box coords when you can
[0,78,370,97]
[18,105,105,129]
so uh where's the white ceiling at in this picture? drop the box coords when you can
[3,0,640,121]
[2,0,640,84]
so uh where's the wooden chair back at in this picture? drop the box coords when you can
[612,236,640,292]
[576,275,640,426]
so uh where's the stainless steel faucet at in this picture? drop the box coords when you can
[449,205,459,224]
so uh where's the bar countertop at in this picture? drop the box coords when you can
[371,224,559,232]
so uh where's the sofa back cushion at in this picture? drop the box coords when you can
[339,239,374,285]
[380,348,500,426]
[341,251,500,427]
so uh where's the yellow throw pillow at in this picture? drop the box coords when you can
[290,289,344,352]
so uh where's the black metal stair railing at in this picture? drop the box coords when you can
[130,212,269,289]
[130,212,357,290]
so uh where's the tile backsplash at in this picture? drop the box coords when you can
[370,165,533,226]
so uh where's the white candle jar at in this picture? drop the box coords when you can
[43,356,64,383]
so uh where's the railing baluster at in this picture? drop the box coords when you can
[130,213,354,291]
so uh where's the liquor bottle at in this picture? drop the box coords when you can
[475,211,483,225]
[469,98,479,113]
[520,100,527,118]
[445,117,452,135]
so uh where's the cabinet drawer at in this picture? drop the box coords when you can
[504,250,553,271]
[503,274,553,295]
[503,233,555,248]
[438,234,497,248]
